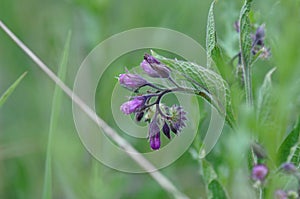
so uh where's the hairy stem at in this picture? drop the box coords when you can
[244,66,253,106]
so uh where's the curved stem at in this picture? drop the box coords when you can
[134,83,164,93]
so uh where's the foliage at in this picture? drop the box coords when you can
[1,0,300,198]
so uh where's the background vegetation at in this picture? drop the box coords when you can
[0,0,300,198]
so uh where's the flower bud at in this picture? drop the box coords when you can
[252,164,268,182]
[275,190,287,199]
[162,122,171,139]
[140,60,161,78]
[149,119,161,150]
[135,111,144,122]
[281,162,297,174]
[119,73,148,90]
[141,54,170,78]
[120,96,145,115]
[251,142,267,159]
[251,25,265,47]
[255,25,265,43]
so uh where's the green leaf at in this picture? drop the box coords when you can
[200,159,217,185]
[206,0,216,69]
[151,50,236,127]
[277,117,300,164]
[256,67,276,123]
[290,144,300,166]
[205,1,231,81]
[199,159,228,199]
[239,0,253,69]
[0,71,27,108]
[239,0,253,105]
[208,180,228,199]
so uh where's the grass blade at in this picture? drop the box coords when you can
[0,71,27,108]
[42,31,71,199]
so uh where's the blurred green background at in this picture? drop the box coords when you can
[0,0,300,198]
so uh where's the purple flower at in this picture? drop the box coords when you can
[119,73,148,90]
[149,118,161,150]
[120,96,145,115]
[141,54,170,78]
[252,164,268,182]
[275,190,287,199]
[169,105,187,134]
[281,162,297,174]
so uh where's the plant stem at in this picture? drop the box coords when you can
[244,66,253,107]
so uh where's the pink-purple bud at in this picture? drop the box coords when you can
[149,119,161,150]
[140,60,161,78]
[275,190,287,199]
[162,122,171,139]
[119,73,148,90]
[252,164,268,182]
[141,54,170,78]
[120,97,145,115]
[281,162,297,174]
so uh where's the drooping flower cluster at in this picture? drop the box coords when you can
[273,162,300,199]
[250,144,300,198]
[250,143,300,197]
[233,23,271,84]
[119,54,187,150]
[234,23,271,66]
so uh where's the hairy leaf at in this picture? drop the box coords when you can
[201,159,217,185]
[206,0,216,69]
[257,68,276,123]
[200,159,228,199]
[277,118,300,164]
[208,180,228,199]
[151,50,235,127]
[205,1,231,81]
[239,0,253,70]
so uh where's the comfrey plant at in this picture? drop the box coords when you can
[118,0,300,198]
[119,54,188,150]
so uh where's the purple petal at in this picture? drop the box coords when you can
[149,119,161,150]
[150,132,161,150]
